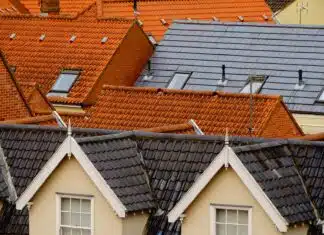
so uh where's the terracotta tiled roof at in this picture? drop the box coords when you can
[0,0,30,15]
[0,51,33,121]
[20,0,95,16]
[0,5,136,104]
[42,85,303,138]
[140,122,195,134]
[100,0,273,41]
[1,114,55,124]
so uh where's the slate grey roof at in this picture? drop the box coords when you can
[136,21,324,115]
[265,0,295,12]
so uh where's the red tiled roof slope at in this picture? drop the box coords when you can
[101,0,273,40]
[0,52,33,121]
[0,0,30,15]
[0,5,134,104]
[20,0,95,16]
[51,86,302,138]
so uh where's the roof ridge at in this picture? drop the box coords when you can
[76,131,136,143]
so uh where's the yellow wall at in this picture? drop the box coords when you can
[276,0,324,25]
[293,113,324,134]
[29,156,123,235]
[182,167,308,235]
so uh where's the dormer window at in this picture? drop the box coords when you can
[48,70,80,97]
[167,72,191,89]
[240,75,267,94]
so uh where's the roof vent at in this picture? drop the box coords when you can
[294,69,305,90]
[69,35,77,43]
[160,18,167,25]
[137,19,143,27]
[238,16,244,22]
[9,33,16,40]
[101,36,108,44]
[218,64,227,86]
[39,34,46,41]
[212,16,219,21]
[262,14,269,21]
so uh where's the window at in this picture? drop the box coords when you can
[48,70,80,97]
[211,205,251,235]
[167,73,190,89]
[58,195,93,235]
[240,75,267,94]
[318,90,324,102]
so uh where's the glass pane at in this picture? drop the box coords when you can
[216,209,226,223]
[61,212,70,225]
[216,224,225,235]
[227,210,237,223]
[81,229,91,235]
[167,73,189,89]
[227,224,237,235]
[52,73,78,92]
[241,81,263,94]
[320,91,324,101]
[61,198,70,211]
[61,227,71,235]
[238,225,248,235]
[238,210,248,224]
[71,199,81,212]
[81,214,91,227]
[71,213,81,226]
[81,200,91,213]
[72,228,81,235]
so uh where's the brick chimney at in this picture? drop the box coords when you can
[40,0,60,14]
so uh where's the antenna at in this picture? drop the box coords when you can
[296,2,308,24]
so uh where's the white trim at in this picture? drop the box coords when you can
[167,146,288,232]
[209,204,252,235]
[16,136,127,218]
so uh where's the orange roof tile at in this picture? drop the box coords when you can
[140,122,195,134]
[1,114,55,124]
[43,85,302,138]
[0,5,136,104]
[0,51,33,121]
[0,0,30,15]
[100,0,274,41]
[20,0,95,16]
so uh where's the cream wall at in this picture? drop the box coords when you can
[275,0,324,25]
[181,167,308,235]
[122,213,149,235]
[293,113,324,134]
[29,156,123,235]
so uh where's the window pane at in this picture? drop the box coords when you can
[52,73,78,92]
[241,81,263,94]
[61,227,71,235]
[319,91,324,101]
[167,73,190,89]
[81,229,91,235]
[238,225,248,235]
[227,224,237,235]
[61,198,70,211]
[227,210,237,223]
[71,213,81,226]
[81,214,91,227]
[238,210,248,224]
[216,224,225,235]
[72,228,81,235]
[216,209,226,223]
[71,199,81,212]
[61,212,70,225]
[81,200,91,213]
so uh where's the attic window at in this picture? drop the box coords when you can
[240,75,267,94]
[48,70,80,97]
[167,72,191,89]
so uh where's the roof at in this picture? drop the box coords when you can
[265,0,295,12]
[51,85,301,138]
[99,0,273,41]
[0,51,33,121]
[0,4,135,105]
[136,21,324,115]
[0,0,30,15]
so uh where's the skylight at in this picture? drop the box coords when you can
[167,73,190,89]
[47,70,80,97]
[318,90,324,102]
[240,75,266,94]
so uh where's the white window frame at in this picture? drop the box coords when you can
[56,194,94,235]
[209,204,252,235]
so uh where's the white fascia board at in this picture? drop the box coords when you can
[227,147,288,232]
[167,146,227,223]
[16,136,127,218]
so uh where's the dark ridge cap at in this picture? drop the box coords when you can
[0,123,118,135]
[173,20,324,30]
[76,131,136,144]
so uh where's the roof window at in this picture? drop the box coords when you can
[318,90,324,102]
[47,70,80,97]
[167,72,191,89]
[240,75,267,94]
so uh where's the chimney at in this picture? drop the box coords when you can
[40,0,60,14]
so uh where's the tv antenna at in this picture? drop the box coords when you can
[296,2,308,24]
